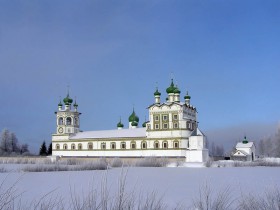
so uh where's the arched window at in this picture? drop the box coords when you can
[130,141,136,149]
[154,141,159,149]
[78,143,82,150]
[56,144,60,150]
[141,141,147,149]
[111,142,116,149]
[58,117,63,125]
[121,142,126,149]
[66,117,72,125]
[88,142,93,150]
[101,143,106,150]
[162,141,168,149]
[173,141,179,149]
[63,144,68,150]
[71,143,75,150]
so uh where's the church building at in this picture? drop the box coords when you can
[52,80,209,162]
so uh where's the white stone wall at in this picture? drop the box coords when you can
[186,149,209,162]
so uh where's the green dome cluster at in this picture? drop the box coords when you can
[63,93,73,105]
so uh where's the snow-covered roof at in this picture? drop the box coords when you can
[70,128,147,139]
[236,142,254,148]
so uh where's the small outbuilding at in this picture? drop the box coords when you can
[231,136,256,161]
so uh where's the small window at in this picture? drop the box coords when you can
[154,115,159,121]
[111,142,116,150]
[173,123,178,129]
[163,141,168,149]
[131,141,136,149]
[162,115,168,121]
[66,117,72,125]
[155,124,159,129]
[78,143,82,150]
[187,122,191,130]
[58,117,64,125]
[101,143,106,150]
[163,123,168,129]
[154,141,159,149]
[142,141,147,149]
[88,143,93,150]
[173,114,178,120]
[121,142,126,149]
[63,144,68,150]
[56,144,60,150]
[174,141,179,148]
[71,143,75,150]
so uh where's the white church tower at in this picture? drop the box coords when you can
[55,92,81,135]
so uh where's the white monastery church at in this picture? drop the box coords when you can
[52,80,209,162]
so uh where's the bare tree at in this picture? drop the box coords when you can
[0,128,11,153]
[10,132,20,153]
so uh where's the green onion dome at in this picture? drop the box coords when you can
[242,136,248,144]
[58,100,63,107]
[184,91,191,99]
[73,100,78,107]
[117,120,124,128]
[174,86,181,94]
[142,121,147,127]
[166,79,176,94]
[128,109,139,122]
[154,88,161,96]
[63,93,73,105]
[131,121,138,126]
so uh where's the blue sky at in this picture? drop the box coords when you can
[0,0,279,152]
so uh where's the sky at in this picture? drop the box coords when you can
[0,0,279,153]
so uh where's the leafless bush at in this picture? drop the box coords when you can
[192,182,234,210]
[238,187,280,210]
[134,157,169,167]
[204,158,213,167]
[22,159,108,172]
[110,158,123,168]
[0,176,23,210]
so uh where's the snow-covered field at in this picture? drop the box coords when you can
[1,163,280,209]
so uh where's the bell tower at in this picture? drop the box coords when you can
[55,92,81,135]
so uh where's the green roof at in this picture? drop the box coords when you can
[166,79,176,94]
[154,88,161,96]
[142,121,147,127]
[131,121,138,126]
[184,91,191,99]
[63,93,73,105]
[117,121,124,128]
[128,109,139,122]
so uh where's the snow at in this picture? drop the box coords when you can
[236,142,254,148]
[70,127,146,139]
[1,165,280,208]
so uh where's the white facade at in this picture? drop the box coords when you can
[52,80,209,162]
